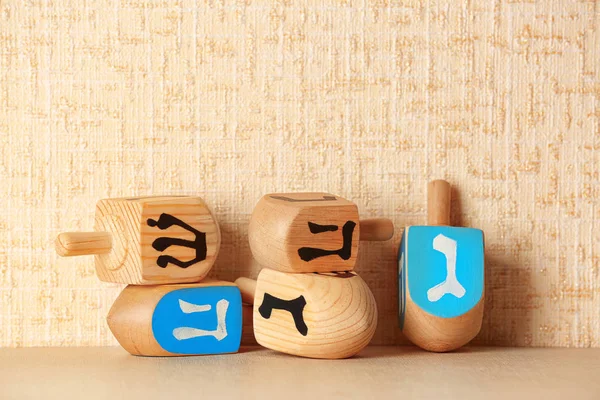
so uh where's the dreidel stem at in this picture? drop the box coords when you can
[55,232,113,257]
[427,180,451,226]
[358,218,394,241]
[235,277,257,305]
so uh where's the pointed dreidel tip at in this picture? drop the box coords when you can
[359,218,394,241]
[55,232,112,257]
[235,277,257,305]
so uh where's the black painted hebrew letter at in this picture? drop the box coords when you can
[258,294,308,336]
[147,213,207,269]
[297,221,356,262]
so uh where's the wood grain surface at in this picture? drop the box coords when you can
[251,269,377,359]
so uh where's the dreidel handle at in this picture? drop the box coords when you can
[235,277,257,305]
[427,180,451,226]
[359,218,394,241]
[55,232,113,257]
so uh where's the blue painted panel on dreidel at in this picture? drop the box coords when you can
[405,226,484,319]
[398,232,407,329]
[152,286,242,355]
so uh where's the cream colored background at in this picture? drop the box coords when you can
[0,0,598,348]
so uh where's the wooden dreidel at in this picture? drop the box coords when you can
[235,269,377,359]
[107,280,242,356]
[249,193,394,273]
[399,180,484,352]
[55,196,220,285]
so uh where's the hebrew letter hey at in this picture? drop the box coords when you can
[297,221,356,262]
[172,299,229,341]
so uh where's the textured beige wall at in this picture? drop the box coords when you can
[0,0,598,348]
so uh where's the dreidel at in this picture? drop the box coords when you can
[55,196,221,285]
[108,280,243,356]
[235,269,377,359]
[399,180,484,352]
[249,192,394,273]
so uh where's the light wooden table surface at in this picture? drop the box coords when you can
[1,346,599,399]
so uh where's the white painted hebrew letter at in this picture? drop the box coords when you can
[427,234,466,302]
[172,299,229,341]
[178,299,211,314]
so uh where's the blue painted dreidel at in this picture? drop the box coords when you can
[107,280,243,356]
[399,180,484,352]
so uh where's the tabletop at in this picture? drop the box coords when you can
[1,346,599,399]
